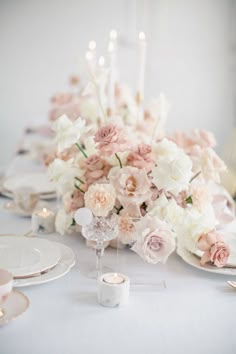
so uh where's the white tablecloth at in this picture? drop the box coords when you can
[0,157,236,354]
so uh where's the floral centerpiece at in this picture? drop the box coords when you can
[48,112,234,267]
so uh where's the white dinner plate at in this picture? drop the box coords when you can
[13,242,75,287]
[0,290,30,326]
[177,242,236,276]
[0,236,61,278]
[3,173,55,195]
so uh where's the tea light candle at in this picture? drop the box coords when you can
[97,272,130,307]
[32,207,55,234]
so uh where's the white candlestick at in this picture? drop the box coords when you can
[88,40,96,75]
[137,31,146,103]
[97,272,130,307]
[108,41,115,116]
[32,207,55,234]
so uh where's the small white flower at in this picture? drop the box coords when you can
[55,208,73,235]
[52,114,87,153]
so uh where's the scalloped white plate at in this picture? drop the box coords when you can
[13,242,75,287]
[0,236,61,278]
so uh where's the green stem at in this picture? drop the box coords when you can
[190,171,201,183]
[76,143,88,158]
[74,183,85,193]
[75,176,85,184]
[115,153,122,169]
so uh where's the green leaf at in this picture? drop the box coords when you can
[185,195,193,204]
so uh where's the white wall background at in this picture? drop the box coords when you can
[0,0,235,166]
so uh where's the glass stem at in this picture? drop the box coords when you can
[95,242,104,277]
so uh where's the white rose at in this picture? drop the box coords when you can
[55,208,73,235]
[151,152,192,194]
[177,205,216,252]
[153,138,180,161]
[52,114,87,153]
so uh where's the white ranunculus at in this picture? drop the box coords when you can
[52,114,87,153]
[55,208,73,235]
[151,151,192,194]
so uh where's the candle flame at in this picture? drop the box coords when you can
[98,56,105,67]
[88,40,96,51]
[109,29,117,40]
[42,208,47,213]
[139,31,146,41]
[114,272,118,277]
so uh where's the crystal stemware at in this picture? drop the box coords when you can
[81,213,118,278]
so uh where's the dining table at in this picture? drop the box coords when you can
[0,154,236,354]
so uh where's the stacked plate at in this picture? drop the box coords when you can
[0,236,75,287]
[177,232,236,276]
[1,173,56,200]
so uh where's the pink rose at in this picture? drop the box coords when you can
[84,183,116,217]
[197,231,230,267]
[172,129,216,153]
[80,154,111,185]
[131,215,176,264]
[127,144,155,172]
[64,190,84,213]
[49,96,81,122]
[109,166,151,209]
[51,93,73,105]
[94,123,129,156]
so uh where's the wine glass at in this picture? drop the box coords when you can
[81,213,118,278]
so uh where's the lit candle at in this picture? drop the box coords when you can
[97,272,130,307]
[137,31,146,106]
[32,207,55,234]
[103,272,124,284]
